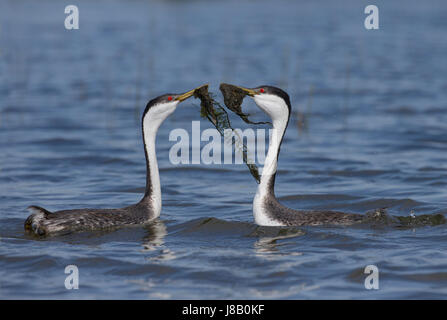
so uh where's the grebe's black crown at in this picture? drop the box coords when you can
[255,85,292,112]
[142,86,204,118]
[143,93,177,116]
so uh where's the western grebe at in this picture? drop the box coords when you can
[25,86,203,236]
[223,84,365,227]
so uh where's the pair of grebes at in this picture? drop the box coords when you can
[25,84,440,236]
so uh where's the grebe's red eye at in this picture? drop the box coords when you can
[260,88,265,93]
[168,96,173,101]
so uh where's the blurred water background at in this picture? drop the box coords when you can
[0,0,447,299]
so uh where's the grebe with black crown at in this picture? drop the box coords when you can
[25,86,205,236]
[226,84,365,227]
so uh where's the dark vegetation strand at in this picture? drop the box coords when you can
[193,85,261,183]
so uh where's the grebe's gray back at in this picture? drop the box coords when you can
[25,86,203,236]
[222,84,364,227]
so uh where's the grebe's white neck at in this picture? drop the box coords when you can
[253,94,290,197]
[257,119,287,196]
[141,100,178,218]
[252,94,290,226]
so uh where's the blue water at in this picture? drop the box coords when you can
[1,0,447,299]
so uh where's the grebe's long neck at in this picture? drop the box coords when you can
[141,116,162,217]
[257,117,288,198]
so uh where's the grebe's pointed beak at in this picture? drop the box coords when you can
[176,84,208,102]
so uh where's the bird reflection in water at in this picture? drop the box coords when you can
[141,220,176,261]
[252,226,305,259]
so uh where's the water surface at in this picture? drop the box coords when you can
[1,0,447,299]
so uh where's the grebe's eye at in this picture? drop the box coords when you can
[168,96,173,101]
[259,88,265,93]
